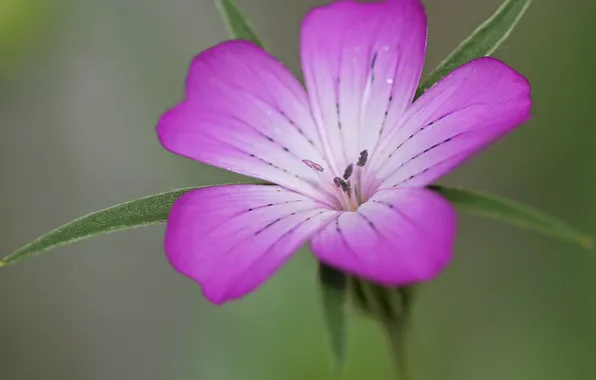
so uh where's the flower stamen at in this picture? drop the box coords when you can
[303,151,371,211]
[303,159,324,172]
[333,176,350,194]
[343,164,354,180]
[357,150,369,167]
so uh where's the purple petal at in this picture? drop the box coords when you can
[368,57,532,194]
[157,41,331,202]
[311,188,456,285]
[165,185,337,304]
[301,0,427,172]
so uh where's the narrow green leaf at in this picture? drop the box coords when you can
[215,0,264,47]
[0,187,198,267]
[2,184,590,269]
[381,287,417,380]
[318,262,348,376]
[415,0,532,99]
[430,185,592,249]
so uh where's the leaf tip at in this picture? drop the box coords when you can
[0,260,6,269]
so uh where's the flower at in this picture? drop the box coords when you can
[156,0,531,304]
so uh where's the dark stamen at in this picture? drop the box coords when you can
[357,150,369,167]
[343,164,354,180]
[333,177,343,188]
[333,177,351,195]
[303,159,324,172]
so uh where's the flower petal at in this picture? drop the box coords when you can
[367,57,531,194]
[157,41,333,202]
[301,0,427,173]
[311,188,456,285]
[165,184,337,304]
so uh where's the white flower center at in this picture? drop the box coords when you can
[303,149,369,211]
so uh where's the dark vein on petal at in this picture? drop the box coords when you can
[372,198,450,247]
[391,148,476,187]
[206,57,328,161]
[200,129,337,204]
[368,200,446,265]
[208,83,324,157]
[199,199,308,239]
[356,209,419,281]
[220,209,333,299]
[379,104,477,169]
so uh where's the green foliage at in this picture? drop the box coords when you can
[0,187,195,267]
[2,185,589,267]
[215,0,264,47]
[430,185,592,249]
[415,0,533,99]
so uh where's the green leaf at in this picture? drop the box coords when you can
[2,185,591,268]
[415,0,532,99]
[318,262,348,376]
[0,187,197,268]
[215,0,264,47]
[430,185,592,249]
[2,184,590,269]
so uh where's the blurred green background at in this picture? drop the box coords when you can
[1,0,595,379]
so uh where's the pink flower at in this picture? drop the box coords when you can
[157,0,531,304]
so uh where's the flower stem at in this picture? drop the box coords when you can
[348,278,418,379]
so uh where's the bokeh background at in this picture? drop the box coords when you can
[1,0,595,379]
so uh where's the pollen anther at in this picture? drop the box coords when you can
[343,164,354,180]
[357,150,369,167]
[303,159,324,172]
[333,176,351,195]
